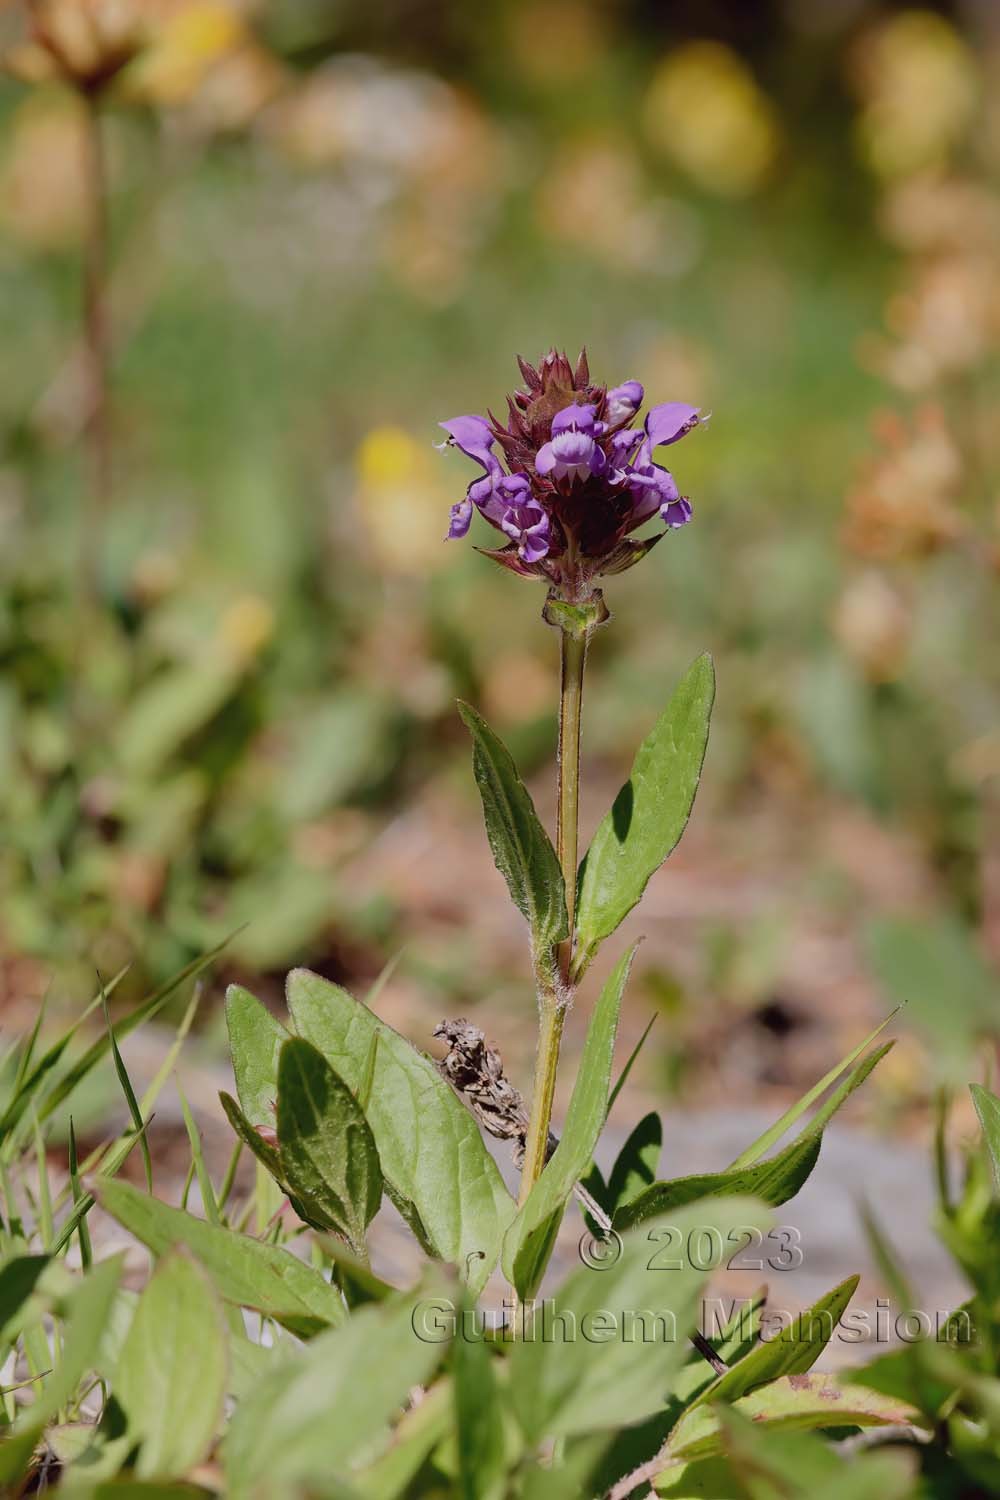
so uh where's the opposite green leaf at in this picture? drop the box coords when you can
[574,655,715,976]
[277,1038,383,1253]
[117,1249,228,1480]
[970,1083,1000,1192]
[457,702,568,962]
[503,944,637,1300]
[728,1010,899,1170]
[616,1043,892,1230]
[95,1177,344,1337]
[225,984,289,1130]
[287,969,514,1297]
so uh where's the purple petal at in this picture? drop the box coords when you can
[606,381,644,424]
[447,496,473,539]
[645,402,700,449]
[438,414,495,467]
[661,496,693,528]
[551,402,597,436]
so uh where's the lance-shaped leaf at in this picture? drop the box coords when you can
[95,1177,344,1337]
[225,983,290,1129]
[615,1042,891,1230]
[288,968,515,1296]
[457,702,567,961]
[454,1294,509,1500]
[688,1274,860,1411]
[277,1038,383,1254]
[117,1249,228,1480]
[606,1111,662,1215]
[663,1371,921,1465]
[574,655,714,977]
[503,945,636,1300]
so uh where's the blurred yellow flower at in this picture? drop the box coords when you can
[219,593,274,664]
[851,11,978,178]
[126,1,245,104]
[643,42,780,198]
[354,426,451,576]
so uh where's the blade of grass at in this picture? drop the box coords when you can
[0,965,129,1152]
[100,974,152,1193]
[140,983,203,1113]
[68,1120,92,1270]
[217,1137,244,1216]
[31,1114,54,1250]
[51,1118,154,1255]
[727,1009,899,1170]
[12,984,51,1094]
[37,933,236,1132]
[177,1079,220,1227]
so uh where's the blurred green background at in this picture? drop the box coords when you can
[0,0,997,1126]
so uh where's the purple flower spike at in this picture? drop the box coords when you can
[436,349,705,586]
[645,402,701,449]
[606,381,644,425]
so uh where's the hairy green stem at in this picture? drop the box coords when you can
[517,620,589,1207]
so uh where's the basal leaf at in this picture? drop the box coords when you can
[574,656,714,976]
[117,1250,228,1480]
[287,968,514,1296]
[616,1043,892,1231]
[225,984,289,1130]
[223,1288,446,1494]
[509,1198,770,1443]
[503,945,636,1300]
[457,702,567,962]
[277,1038,383,1253]
[95,1178,344,1337]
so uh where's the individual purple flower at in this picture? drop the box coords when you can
[437,349,704,589]
[606,381,644,426]
[644,402,701,448]
[500,488,550,562]
[535,404,606,486]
